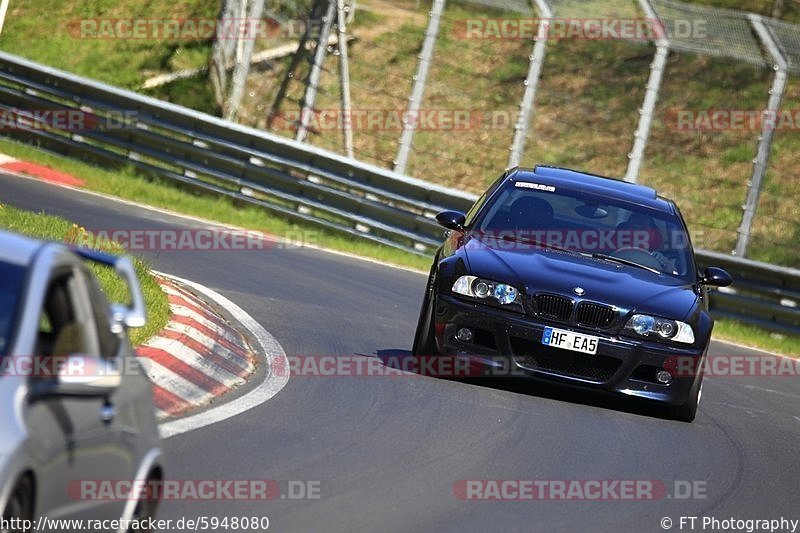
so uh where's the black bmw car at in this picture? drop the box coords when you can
[412,165,732,422]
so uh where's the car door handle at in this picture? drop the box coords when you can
[100,402,116,424]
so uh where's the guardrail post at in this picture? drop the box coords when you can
[735,15,788,257]
[624,0,669,184]
[507,0,551,168]
[296,0,337,143]
[394,0,446,175]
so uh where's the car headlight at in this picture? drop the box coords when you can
[451,276,520,306]
[625,314,695,344]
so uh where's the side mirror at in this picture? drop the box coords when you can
[28,354,122,401]
[700,266,733,287]
[69,249,146,329]
[436,211,466,231]
[113,256,146,328]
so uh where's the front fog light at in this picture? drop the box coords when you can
[656,370,673,384]
[456,327,474,343]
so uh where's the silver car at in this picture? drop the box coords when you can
[0,230,163,532]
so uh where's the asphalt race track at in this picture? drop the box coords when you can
[3,172,799,533]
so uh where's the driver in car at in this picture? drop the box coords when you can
[615,213,678,274]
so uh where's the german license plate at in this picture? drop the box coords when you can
[541,327,598,355]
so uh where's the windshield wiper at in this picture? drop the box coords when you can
[591,253,661,274]
[495,233,575,254]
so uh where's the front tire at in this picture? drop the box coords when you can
[127,471,161,533]
[672,375,703,423]
[2,475,33,533]
[412,268,438,356]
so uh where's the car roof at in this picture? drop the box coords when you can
[0,229,44,266]
[509,166,675,213]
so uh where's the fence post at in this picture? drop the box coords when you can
[296,0,337,143]
[337,0,354,158]
[507,0,551,168]
[0,0,10,35]
[624,0,669,183]
[209,0,241,111]
[394,0,446,175]
[735,15,788,257]
[225,0,266,121]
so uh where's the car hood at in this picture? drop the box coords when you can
[463,235,698,320]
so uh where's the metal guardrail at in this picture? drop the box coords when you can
[0,52,475,256]
[695,251,800,335]
[0,52,797,335]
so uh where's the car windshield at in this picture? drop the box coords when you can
[0,260,26,357]
[473,179,695,280]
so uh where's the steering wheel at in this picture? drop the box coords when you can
[609,247,670,271]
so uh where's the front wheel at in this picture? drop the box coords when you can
[412,269,438,356]
[127,471,161,533]
[2,476,33,533]
[672,376,703,423]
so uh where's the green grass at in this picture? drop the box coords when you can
[713,319,800,357]
[0,138,432,273]
[0,0,218,90]
[0,202,169,346]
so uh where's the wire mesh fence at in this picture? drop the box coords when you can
[400,0,532,188]
[766,17,800,73]
[241,0,800,267]
[651,0,765,64]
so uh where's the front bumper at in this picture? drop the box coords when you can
[434,294,706,406]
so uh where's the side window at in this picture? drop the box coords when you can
[85,274,121,359]
[36,269,99,358]
[463,191,487,228]
[464,172,507,228]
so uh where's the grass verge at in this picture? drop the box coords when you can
[0,201,169,346]
[0,138,432,273]
[712,319,799,358]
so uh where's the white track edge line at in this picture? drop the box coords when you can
[155,271,289,439]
